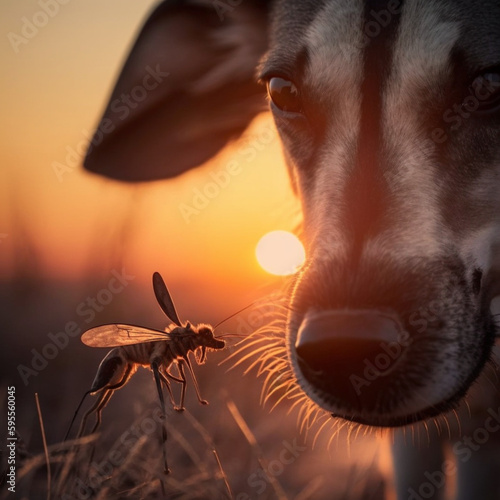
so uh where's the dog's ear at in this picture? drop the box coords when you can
[84,1,270,182]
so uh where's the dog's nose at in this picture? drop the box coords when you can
[295,310,406,412]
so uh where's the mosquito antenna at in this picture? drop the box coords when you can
[215,333,248,339]
[213,301,259,331]
[64,390,92,441]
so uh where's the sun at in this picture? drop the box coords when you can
[256,230,306,276]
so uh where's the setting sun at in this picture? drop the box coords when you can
[256,230,306,276]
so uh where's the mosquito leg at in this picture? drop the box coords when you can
[182,356,208,405]
[175,360,188,410]
[163,367,185,411]
[158,370,176,408]
[58,390,93,499]
[77,363,134,439]
[84,386,119,480]
[163,369,183,384]
[152,360,170,474]
[63,389,110,495]
[77,389,111,439]
[64,390,91,441]
[89,389,115,435]
[85,392,114,480]
[90,364,134,434]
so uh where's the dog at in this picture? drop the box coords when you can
[83,1,500,498]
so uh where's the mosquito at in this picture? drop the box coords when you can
[65,271,245,474]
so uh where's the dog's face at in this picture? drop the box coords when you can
[263,0,500,426]
[84,0,500,427]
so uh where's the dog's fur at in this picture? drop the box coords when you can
[84,1,500,498]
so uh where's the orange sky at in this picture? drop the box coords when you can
[0,0,301,306]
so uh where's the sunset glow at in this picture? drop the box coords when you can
[256,231,305,276]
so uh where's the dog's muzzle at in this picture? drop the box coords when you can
[288,255,496,427]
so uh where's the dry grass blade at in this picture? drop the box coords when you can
[294,476,325,500]
[212,449,232,499]
[18,435,96,482]
[226,400,288,500]
[168,424,206,473]
[35,393,51,500]
[183,409,232,497]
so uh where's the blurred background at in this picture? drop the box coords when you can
[0,1,386,498]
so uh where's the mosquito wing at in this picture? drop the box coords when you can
[81,324,174,347]
[152,271,182,326]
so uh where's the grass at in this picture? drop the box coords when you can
[6,396,387,500]
[0,281,387,500]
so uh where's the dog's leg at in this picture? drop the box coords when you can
[392,427,447,500]
[455,444,500,500]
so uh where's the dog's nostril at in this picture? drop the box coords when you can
[295,310,406,411]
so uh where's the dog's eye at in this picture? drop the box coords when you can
[267,77,302,113]
[470,71,500,114]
